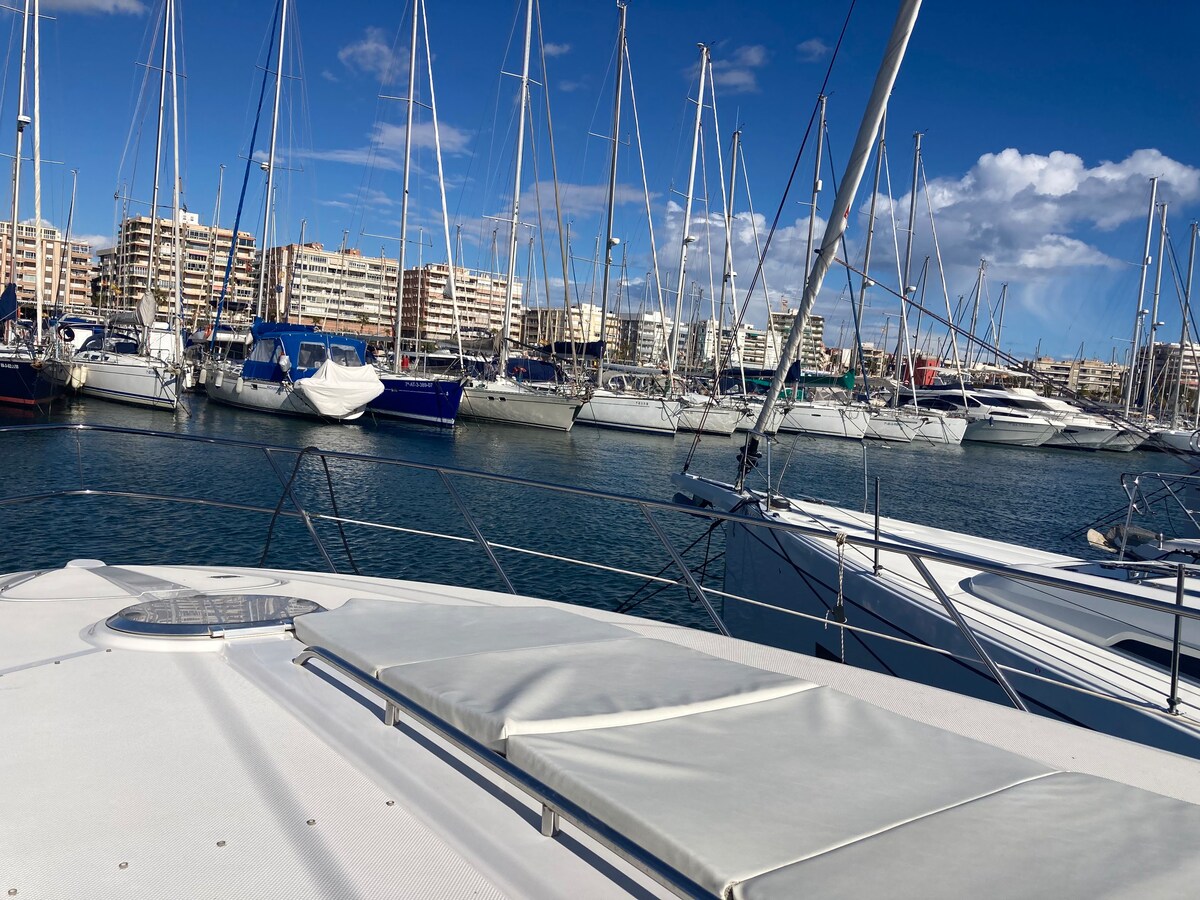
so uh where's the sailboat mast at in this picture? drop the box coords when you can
[1173,221,1198,427]
[746,0,922,446]
[894,130,922,402]
[597,0,627,386]
[257,0,287,320]
[52,167,76,316]
[393,0,420,373]
[1144,201,1168,420]
[168,0,183,362]
[31,0,41,342]
[144,0,171,325]
[420,0,466,365]
[1124,176,1158,418]
[715,126,740,392]
[498,0,534,374]
[802,94,827,290]
[668,43,709,378]
[7,0,30,305]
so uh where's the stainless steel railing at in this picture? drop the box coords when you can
[2,423,1198,720]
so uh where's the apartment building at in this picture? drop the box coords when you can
[0,220,93,312]
[262,242,398,336]
[768,310,826,369]
[400,263,522,347]
[98,212,256,325]
[520,303,621,350]
[1026,355,1126,399]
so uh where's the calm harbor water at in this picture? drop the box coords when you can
[0,394,1192,630]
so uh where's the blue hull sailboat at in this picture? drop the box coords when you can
[370,373,464,427]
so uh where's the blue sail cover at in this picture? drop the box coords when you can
[0,283,17,323]
[242,319,370,383]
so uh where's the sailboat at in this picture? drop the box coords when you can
[366,0,463,428]
[74,0,182,411]
[457,0,582,431]
[0,0,64,411]
[576,4,681,436]
[204,0,383,422]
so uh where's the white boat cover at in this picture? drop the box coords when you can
[293,597,1200,899]
[377,637,814,750]
[292,598,629,676]
[293,360,384,419]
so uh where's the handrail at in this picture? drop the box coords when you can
[3,423,1199,719]
[293,646,710,900]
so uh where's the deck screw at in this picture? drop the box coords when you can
[53,660,60,665]
[216,841,226,848]
[8,889,17,896]
[306,819,316,826]
[385,800,394,807]
[118,863,128,870]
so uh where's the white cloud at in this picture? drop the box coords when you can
[303,120,472,171]
[796,38,829,63]
[338,26,406,85]
[73,233,113,251]
[42,0,144,12]
[543,42,571,58]
[709,44,769,94]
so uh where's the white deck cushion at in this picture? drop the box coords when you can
[293,598,629,676]
[377,637,816,751]
[733,772,1200,899]
[506,688,1054,898]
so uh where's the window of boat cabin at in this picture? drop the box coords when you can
[297,342,328,368]
[248,340,278,363]
[329,344,363,367]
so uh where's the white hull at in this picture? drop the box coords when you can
[577,392,680,434]
[778,403,869,439]
[912,414,967,445]
[675,473,1200,759]
[676,401,741,436]
[963,415,1058,447]
[76,353,179,410]
[205,371,364,421]
[864,412,917,443]
[1150,429,1200,454]
[1100,428,1147,452]
[734,402,786,434]
[460,381,582,431]
[1043,423,1119,450]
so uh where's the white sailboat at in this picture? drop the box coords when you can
[459,0,581,431]
[78,0,182,411]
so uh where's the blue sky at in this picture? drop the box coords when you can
[13,0,1200,362]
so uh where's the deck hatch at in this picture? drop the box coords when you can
[107,593,323,637]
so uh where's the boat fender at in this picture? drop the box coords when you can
[212,369,224,389]
[235,376,244,394]
[70,364,88,389]
[198,366,207,385]
[183,370,195,390]
[57,325,74,343]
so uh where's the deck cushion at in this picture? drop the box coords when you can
[378,637,816,751]
[293,598,629,676]
[506,688,1054,898]
[733,772,1200,899]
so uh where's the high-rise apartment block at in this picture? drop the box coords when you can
[1,220,93,312]
[97,212,256,325]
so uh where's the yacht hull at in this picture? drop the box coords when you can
[677,402,740,435]
[370,375,464,427]
[864,412,917,443]
[460,383,582,431]
[1043,424,1118,451]
[206,372,366,421]
[778,404,869,439]
[963,416,1057,447]
[76,353,179,410]
[674,473,1200,759]
[577,393,679,434]
[0,354,62,409]
[1101,428,1147,452]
